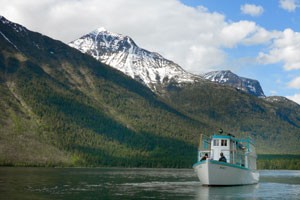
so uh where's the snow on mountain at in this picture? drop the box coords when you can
[68,28,268,98]
[203,70,265,97]
[68,28,202,91]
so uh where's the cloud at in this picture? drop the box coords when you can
[279,0,299,12]
[286,93,300,104]
[288,76,300,88]
[0,0,275,74]
[257,29,300,70]
[219,21,257,47]
[1,0,300,77]
[243,27,276,45]
[241,4,264,16]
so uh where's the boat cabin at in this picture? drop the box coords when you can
[197,133,257,170]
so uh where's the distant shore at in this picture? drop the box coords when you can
[1,154,300,170]
[257,154,300,170]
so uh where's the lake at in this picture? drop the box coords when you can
[0,168,300,200]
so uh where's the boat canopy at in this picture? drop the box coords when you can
[197,133,257,170]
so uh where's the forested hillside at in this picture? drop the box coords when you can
[0,16,203,167]
[0,16,300,168]
[163,82,300,154]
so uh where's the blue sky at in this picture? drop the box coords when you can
[181,0,300,31]
[180,0,300,102]
[1,0,300,103]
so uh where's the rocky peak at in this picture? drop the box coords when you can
[69,28,202,92]
[203,70,265,97]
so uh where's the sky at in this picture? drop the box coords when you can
[1,0,300,103]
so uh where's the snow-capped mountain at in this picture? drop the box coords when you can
[203,70,265,97]
[69,28,268,97]
[69,28,202,92]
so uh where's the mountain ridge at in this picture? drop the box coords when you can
[203,70,265,97]
[69,28,268,99]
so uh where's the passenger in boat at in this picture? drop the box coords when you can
[219,152,227,162]
[200,153,208,161]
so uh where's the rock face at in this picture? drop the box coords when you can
[69,28,267,97]
[203,70,265,97]
[69,28,202,92]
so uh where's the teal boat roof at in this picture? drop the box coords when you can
[212,134,234,139]
[212,134,255,145]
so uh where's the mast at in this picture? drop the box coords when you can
[198,133,203,150]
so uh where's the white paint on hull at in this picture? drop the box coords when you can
[193,160,259,186]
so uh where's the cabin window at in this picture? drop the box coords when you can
[221,139,227,146]
[213,139,219,146]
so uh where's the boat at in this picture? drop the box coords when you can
[193,130,259,186]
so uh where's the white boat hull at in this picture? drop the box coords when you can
[193,160,259,186]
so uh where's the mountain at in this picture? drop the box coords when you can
[69,28,269,98]
[203,70,265,97]
[68,28,202,93]
[0,16,200,167]
[264,96,300,127]
[1,16,300,168]
[68,27,300,153]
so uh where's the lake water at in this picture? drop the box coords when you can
[0,168,300,200]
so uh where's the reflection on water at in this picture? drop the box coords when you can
[195,184,259,200]
[194,170,300,200]
[0,168,300,200]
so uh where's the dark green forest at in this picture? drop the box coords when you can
[257,155,300,170]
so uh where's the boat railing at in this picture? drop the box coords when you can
[220,149,247,168]
[198,150,212,162]
[237,136,255,151]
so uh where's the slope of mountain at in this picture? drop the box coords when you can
[1,16,300,168]
[68,28,203,93]
[203,70,265,97]
[163,81,300,154]
[264,96,300,127]
[0,16,200,167]
[68,28,300,154]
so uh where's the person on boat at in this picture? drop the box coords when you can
[219,152,227,162]
[200,153,208,161]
